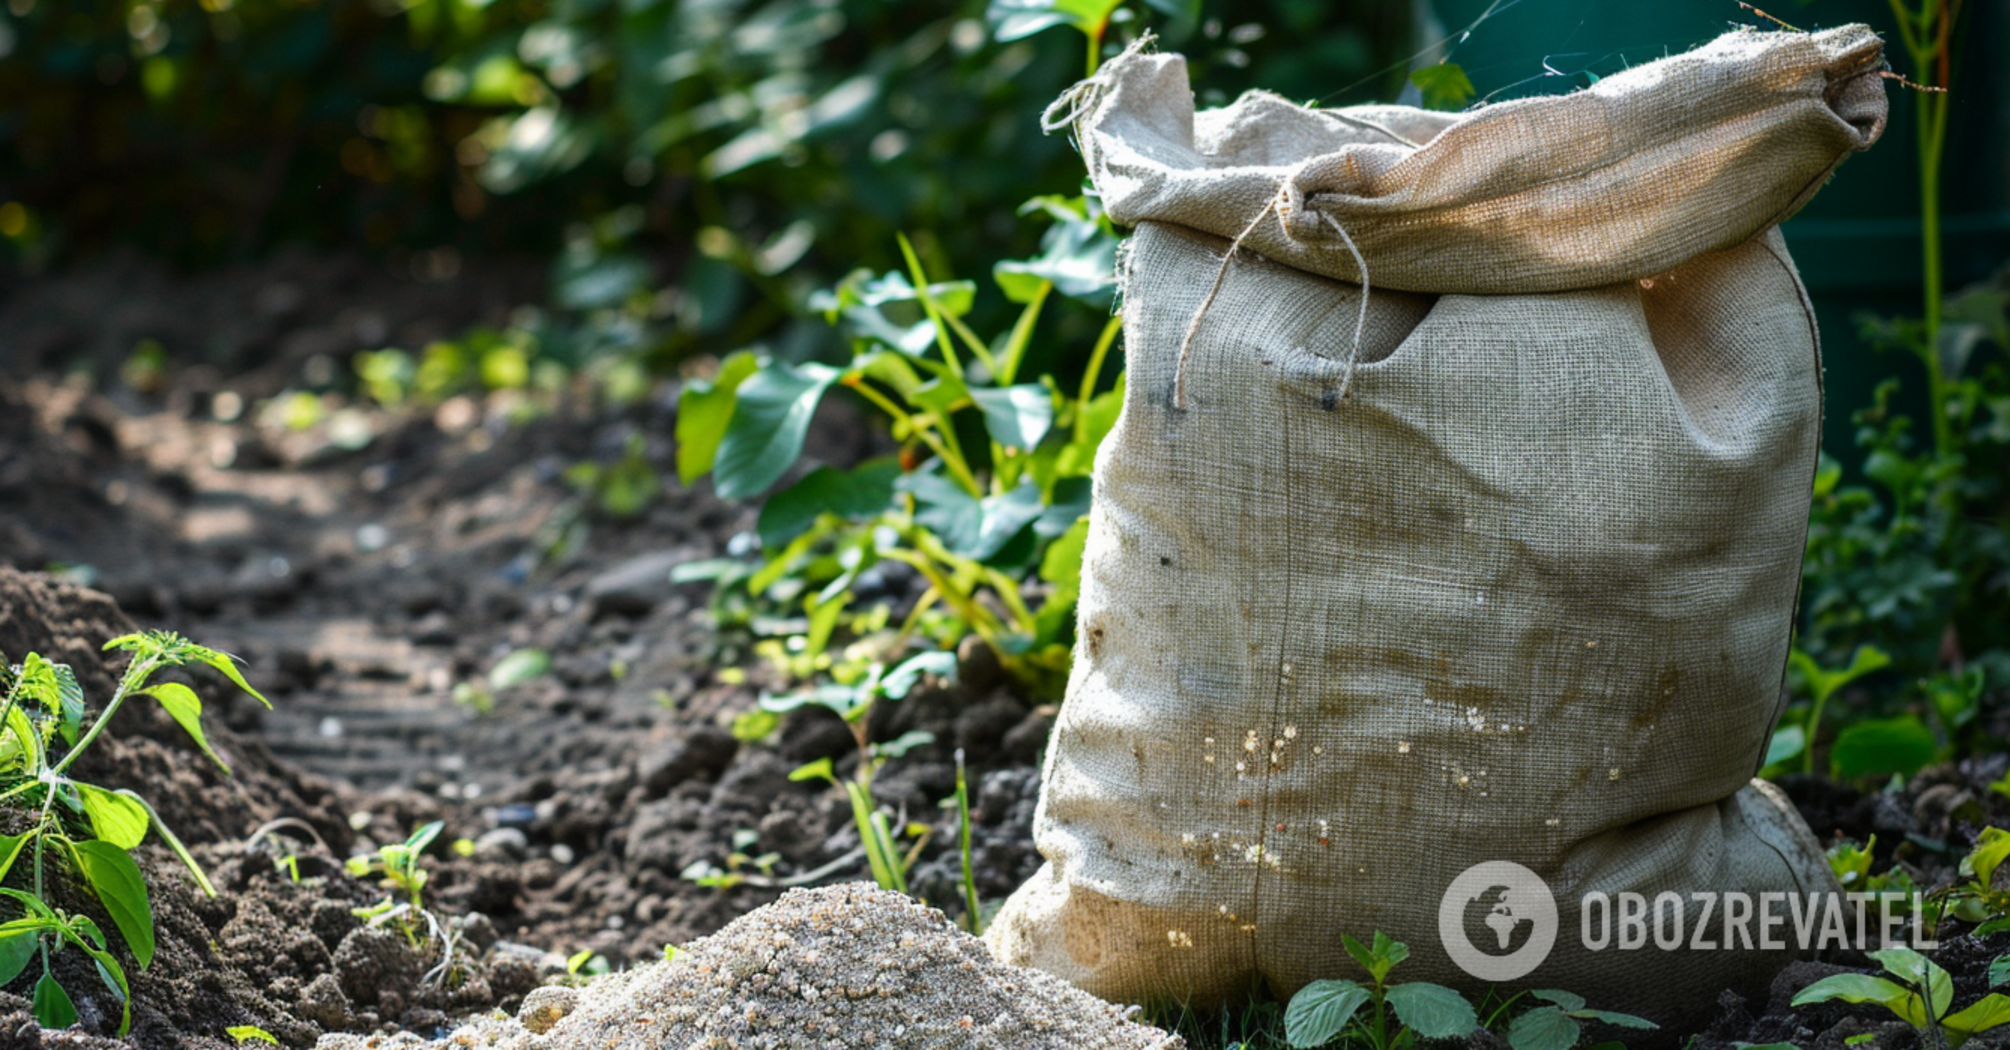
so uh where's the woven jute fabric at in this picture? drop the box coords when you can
[987,26,1887,1033]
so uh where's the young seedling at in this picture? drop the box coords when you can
[347,821,447,954]
[1935,827,2010,933]
[763,650,955,893]
[0,631,269,1035]
[1794,946,2010,1047]
[1283,932,1480,1049]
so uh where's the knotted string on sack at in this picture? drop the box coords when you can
[1171,182,1372,410]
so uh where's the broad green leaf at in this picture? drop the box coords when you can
[1945,994,2010,1039]
[852,349,929,396]
[0,927,36,986]
[1369,931,1407,973]
[33,972,76,1029]
[873,730,934,759]
[1283,978,1370,1048]
[1530,989,1587,1012]
[714,363,842,499]
[970,385,1055,450]
[1341,934,1378,981]
[788,757,836,784]
[77,783,149,850]
[762,684,866,721]
[1795,645,1891,705]
[1384,982,1478,1038]
[70,840,155,968]
[2,704,41,774]
[898,472,1045,561]
[228,1026,280,1045]
[52,664,81,746]
[1990,952,2009,988]
[1039,517,1090,591]
[1409,63,1475,110]
[1571,1008,1658,1029]
[1830,717,1937,780]
[985,0,1122,42]
[882,651,958,700]
[675,350,759,486]
[15,654,59,712]
[406,820,445,854]
[1076,375,1125,455]
[756,458,901,548]
[1506,1005,1580,1050]
[993,215,1117,308]
[1764,724,1806,768]
[488,649,551,691]
[1870,947,1954,1020]
[189,646,270,709]
[1792,973,1919,1023]
[1967,827,2010,889]
[141,683,227,773]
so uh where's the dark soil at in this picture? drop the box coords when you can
[0,254,2004,1049]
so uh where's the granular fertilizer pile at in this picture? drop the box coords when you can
[316,883,1184,1050]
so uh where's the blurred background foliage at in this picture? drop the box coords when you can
[0,0,1417,368]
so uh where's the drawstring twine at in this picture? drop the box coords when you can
[1172,186,1373,410]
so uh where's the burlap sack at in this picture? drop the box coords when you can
[987,26,1888,1032]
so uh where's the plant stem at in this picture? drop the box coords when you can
[1805,690,1830,776]
[50,656,154,777]
[1887,0,1961,457]
[954,749,983,935]
[1075,314,1123,442]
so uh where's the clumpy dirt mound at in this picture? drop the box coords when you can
[0,569,553,1048]
[317,883,1184,1050]
[0,566,353,854]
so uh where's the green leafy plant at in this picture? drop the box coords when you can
[681,209,1118,692]
[1771,645,1892,776]
[1283,932,1480,1049]
[1826,835,1920,908]
[0,632,269,1034]
[1793,946,2010,1048]
[1499,989,1656,1050]
[1931,827,2010,933]
[767,651,957,893]
[346,820,446,953]
[1794,0,2006,771]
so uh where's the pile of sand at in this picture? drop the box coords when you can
[316,883,1184,1049]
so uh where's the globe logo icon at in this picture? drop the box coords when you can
[1439,861,1558,982]
[1462,883,1535,957]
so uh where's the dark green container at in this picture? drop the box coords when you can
[1428,0,2010,456]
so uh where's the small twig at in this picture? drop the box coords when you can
[1736,2,1802,31]
[1880,69,1949,92]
